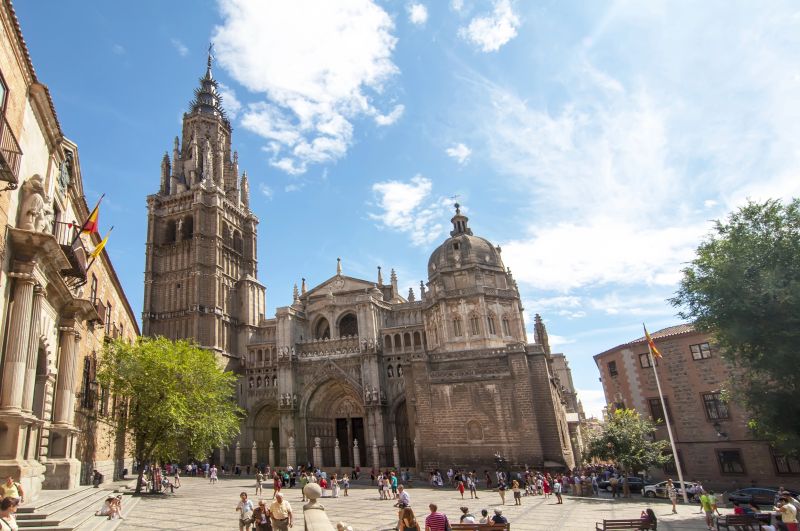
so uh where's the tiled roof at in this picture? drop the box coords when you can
[593,323,697,360]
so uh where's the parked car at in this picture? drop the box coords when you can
[643,480,698,498]
[598,476,645,493]
[726,487,800,506]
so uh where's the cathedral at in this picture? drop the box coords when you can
[143,54,577,473]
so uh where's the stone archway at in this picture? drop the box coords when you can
[251,405,280,467]
[305,379,365,468]
[394,400,415,467]
[338,312,358,337]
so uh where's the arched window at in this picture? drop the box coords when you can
[272,375,277,387]
[502,316,511,336]
[387,365,394,378]
[339,313,358,337]
[403,332,412,350]
[249,377,254,389]
[469,314,480,336]
[233,230,243,253]
[164,220,177,244]
[182,216,193,239]
[397,364,404,377]
[453,317,463,337]
[256,376,262,388]
[487,315,497,335]
[384,335,393,352]
[394,334,401,350]
[315,318,331,340]
[413,331,421,349]
[258,349,263,362]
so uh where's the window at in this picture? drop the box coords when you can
[487,316,497,335]
[502,317,511,336]
[663,450,684,475]
[90,275,98,303]
[648,397,673,424]
[397,364,403,377]
[99,385,109,416]
[469,315,480,336]
[80,357,94,409]
[453,317,463,337]
[387,365,394,378]
[0,73,6,110]
[105,301,112,335]
[702,392,729,420]
[639,353,652,368]
[772,450,800,475]
[690,342,712,360]
[607,361,618,377]
[453,242,460,251]
[717,449,745,474]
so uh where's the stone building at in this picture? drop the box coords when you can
[0,0,138,499]
[550,352,587,462]
[594,324,800,490]
[143,53,576,473]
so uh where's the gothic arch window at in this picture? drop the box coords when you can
[338,313,358,337]
[314,317,331,340]
[413,331,421,350]
[182,216,193,239]
[469,313,481,336]
[394,334,401,350]
[502,316,512,336]
[384,335,393,352]
[397,364,404,377]
[256,376,262,388]
[403,332,411,350]
[487,314,497,335]
[164,220,177,244]
[387,365,394,378]
[453,317,463,337]
[233,230,243,253]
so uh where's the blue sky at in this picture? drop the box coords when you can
[15,1,800,417]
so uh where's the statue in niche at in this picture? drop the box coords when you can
[18,175,51,232]
[57,152,73,191]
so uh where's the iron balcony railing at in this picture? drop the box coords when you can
[0,114,21,189]
[52,221,88,281]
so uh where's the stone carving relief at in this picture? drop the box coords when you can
[19,175,52,233]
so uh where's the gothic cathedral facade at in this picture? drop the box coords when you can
[143,56,576,473]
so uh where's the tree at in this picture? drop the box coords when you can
[671,199,800,456]
[97,337,243,493]
[586,409,671,496]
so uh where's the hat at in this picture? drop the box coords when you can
[494,508,503,515]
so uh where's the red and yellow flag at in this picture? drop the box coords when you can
[81,194,104,235]
[89,227,112,260]
[643,324,662,359]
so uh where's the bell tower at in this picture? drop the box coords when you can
[142,49,266,366]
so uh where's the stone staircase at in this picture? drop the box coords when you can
[16,486,139,531]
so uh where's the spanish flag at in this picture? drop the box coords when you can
[80,194,104,235]
[643,324,662,359]
[89,227,112,260]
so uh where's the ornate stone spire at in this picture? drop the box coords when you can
[450,202,473,237]
[336,257,342,276]
[419,280,426,300]
[390,268,398,292]
[377,266,383,286]
[160,152,170,194]
[293,283,299,301]
[408,287,416,302]
[189,44,227,120]
[301,277,307,295]
[240,171,249,208]
[534,313,551,355]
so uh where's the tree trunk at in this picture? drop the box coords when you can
[135,465,145,495]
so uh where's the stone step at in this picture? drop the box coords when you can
[73,494,140,531]
[18,490,113,529]
[18,487,96,514]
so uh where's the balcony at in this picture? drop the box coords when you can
[0,114,21,190]
[93,298,106,326]
[52,221,88,281]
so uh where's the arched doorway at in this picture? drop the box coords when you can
[338,312,358,337]
[306,380,365,468]
[395,400,415,467]
[252,405,280,467]
[314,317,330,340]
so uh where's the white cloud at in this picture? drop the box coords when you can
[587,292,674,317]
[259,183,274,200]
[171,38,189,57]
[451,0,465,12]
[445,143,472,164]
[285,183,304,193]
[374,104,405,126]
[459,0,520,52]
[213,0,400,175]
[703,199,718,209]
[557,309,586,319]
[549,334,576,347]
[369,175,450,246]
[577,388,607,419]
[407,3,428,26]
[218,82,241,118]
[530,295,582,310]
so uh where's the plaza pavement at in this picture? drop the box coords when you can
[117,477,725,530]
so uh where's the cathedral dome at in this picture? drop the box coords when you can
[427,204,505,277]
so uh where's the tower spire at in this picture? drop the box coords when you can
[189,44,227,120]
[206,42,214,80]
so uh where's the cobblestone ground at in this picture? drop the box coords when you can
[117,477,725,530]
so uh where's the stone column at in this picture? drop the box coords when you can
[413,434,420,471]
[0,272,36,412]
[21,285,45,413]
[52,325,80,427]
[235,440,242,467]
[269,440,275,468]
[334,439,341,469]
[287,437,296,468]
[313,437,323,467]
[372,439,379,470]
[353,439,360,469]
[393,437,400,470]
[251,441,257,468]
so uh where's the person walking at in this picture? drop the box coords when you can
[777,495,799,531]
[512,479,521,505]
[484,470,492,490]
[342,474,350,497]
[252,500,272,531]
[255,470,264,497]
[457,480,465,500]
[235,492,255,531]
[467,474,478,499]
[610,475,619,499]
[210,465,218,484]
[699,490,720,531]
[666,478,678,514]
[272,473,282,500]
[497,479,507,505]
[0,477,24,505]
[0,497,19,531]
[554,477,563,504]
[269,492,293,531]
[331,474,340,498]
[424,504,450,531]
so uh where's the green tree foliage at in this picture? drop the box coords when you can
[586,409,671,492]
[671,199,800,455]
[97,337,243,493]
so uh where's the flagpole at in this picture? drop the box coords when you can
[71,193,105,246]
[646,327,689,504]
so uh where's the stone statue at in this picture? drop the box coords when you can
[18,175,50,232]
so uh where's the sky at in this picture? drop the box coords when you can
[14,0,800,418]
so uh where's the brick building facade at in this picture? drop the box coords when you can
[594,324,800,490]
[143,53,577,473]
